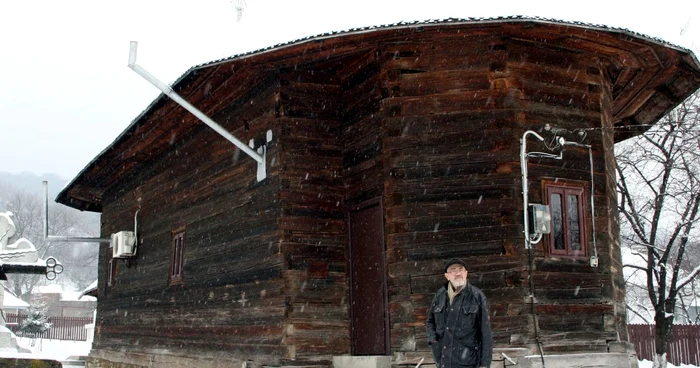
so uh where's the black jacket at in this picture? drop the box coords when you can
[426,283,493,368]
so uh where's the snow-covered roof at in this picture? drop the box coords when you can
[62,291,95,302]
[79,280,97,300]
[33,284,96,301]
[34,284,63,294]
[3,290,29,309]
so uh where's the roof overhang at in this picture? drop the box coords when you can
[56,17,700,212]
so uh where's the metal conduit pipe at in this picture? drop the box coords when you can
[520,130,553,368]
[131,209,140,258]
[520,131,601,365]
[520,130,544,250]
[561,141,599,262]
[127,42,267,181]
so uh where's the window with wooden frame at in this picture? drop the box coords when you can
[169,230,185,285]
[543,180,588,258]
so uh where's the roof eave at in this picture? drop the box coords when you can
[56,16,700,211]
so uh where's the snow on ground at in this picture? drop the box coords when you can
[0,337,91,361]
[2,340,700,368]
[639,360,699,368]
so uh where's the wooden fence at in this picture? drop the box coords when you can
[628,324,700,365]
[5,313,93,341]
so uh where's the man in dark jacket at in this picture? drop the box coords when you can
[426,258,493,368]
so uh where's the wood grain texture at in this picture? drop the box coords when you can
[72,20,700,368]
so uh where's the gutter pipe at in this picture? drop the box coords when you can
[560,141,599,262]
[520,130,547,368]
[520,130,568,368]
[520,130,601,367]
[521,131,545,250]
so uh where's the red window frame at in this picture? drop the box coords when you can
[169,230,185,285]
[544,181,588,258]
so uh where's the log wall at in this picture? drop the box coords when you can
[377,33,626,360]
[278,66,349,365]
[85,23,660,368]
[94,76,287,366]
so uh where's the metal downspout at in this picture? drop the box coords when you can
[520,130,547,367]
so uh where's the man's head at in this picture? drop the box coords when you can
[444,258,468,289]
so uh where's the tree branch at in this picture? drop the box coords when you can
[623,264,648,273]
[626,303,652,324]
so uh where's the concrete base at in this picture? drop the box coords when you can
[393,345,638,368]
[333,356,392,368]
[520,353,639,368]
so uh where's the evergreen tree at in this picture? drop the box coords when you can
[19,303,51,339]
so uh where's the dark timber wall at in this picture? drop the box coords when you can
[63,19,700,368]
[278,66,348,364]
[380,33,625,360]
[92,76,287,367]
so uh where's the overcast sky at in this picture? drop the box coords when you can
[1,0,699,180]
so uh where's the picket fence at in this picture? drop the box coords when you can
[628,324,700,366]
[5,313,93,341]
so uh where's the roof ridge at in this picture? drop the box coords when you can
[193,16,689,70]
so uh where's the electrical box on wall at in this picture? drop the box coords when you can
[528,204,552,235]
[112,231,136,258]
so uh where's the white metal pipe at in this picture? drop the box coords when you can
[520,131,545,250]
[127,41,263,165]
[43,181,49,241]
[47,235,112,243]
[561,141,599,260]
[587,145,598,260]
[132,209,140,256]
[520,130,549,368]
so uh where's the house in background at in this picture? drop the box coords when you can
[80,280,98,345]
[56,17,700,368]
[2,286,29,315]
[676,298,700,325]
[30,284,96,318]
[1,286,29,347]
[79,280,98,300]
[0,212,52,354]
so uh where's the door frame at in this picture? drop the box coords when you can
[347,197,390,356]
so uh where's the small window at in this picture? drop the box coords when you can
[170,231,185,284]
[544,181,587,258]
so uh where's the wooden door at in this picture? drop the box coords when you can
[349,199,389,355]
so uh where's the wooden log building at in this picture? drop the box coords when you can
[57,17,700,368]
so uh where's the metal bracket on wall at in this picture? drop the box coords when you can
[249,130,273,182]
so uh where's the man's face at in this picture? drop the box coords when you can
[444,264,467,288]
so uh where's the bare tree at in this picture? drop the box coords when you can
[617,92,700,368]
[2,189,99,299]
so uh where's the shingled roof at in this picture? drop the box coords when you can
[57,17,700,212]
